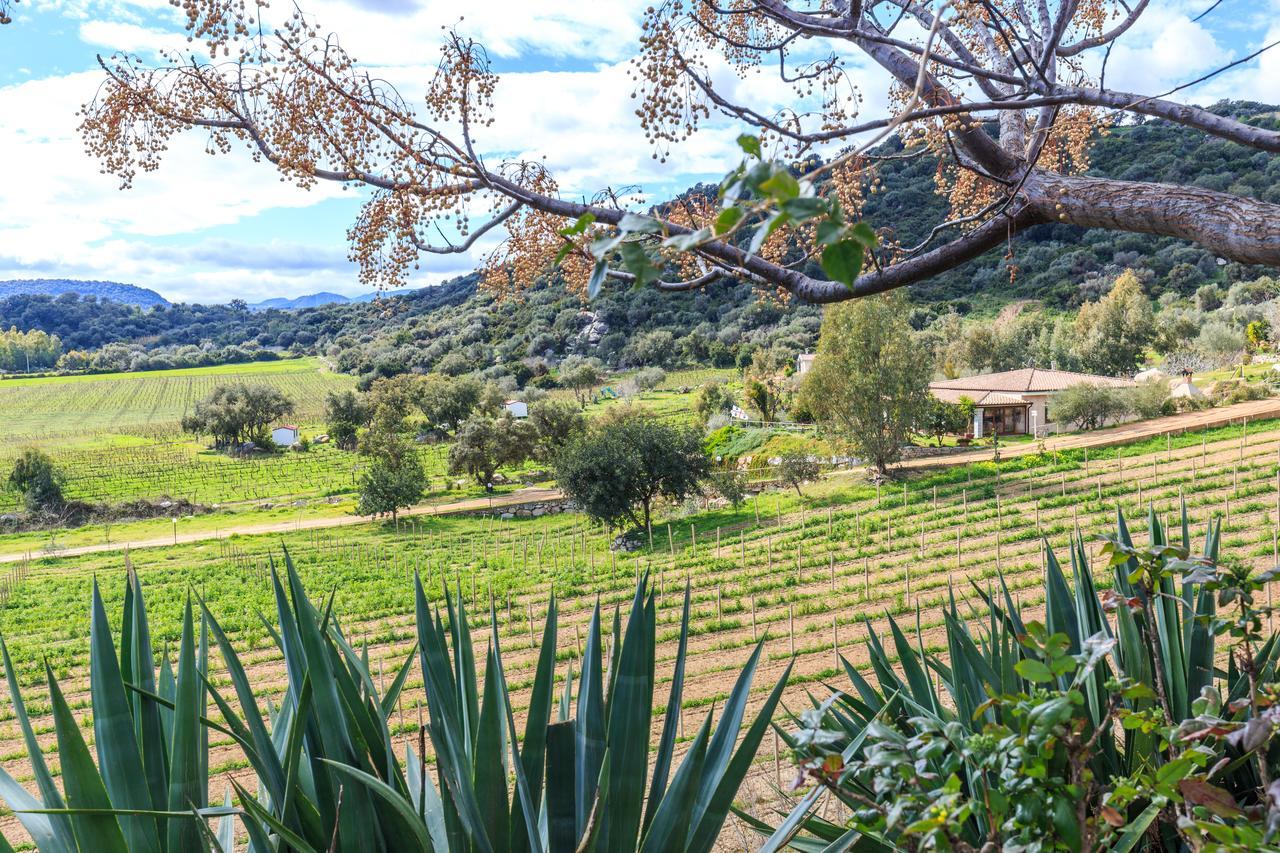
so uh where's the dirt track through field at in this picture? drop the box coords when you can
[7,398,1279,567]
[0,487,562,564]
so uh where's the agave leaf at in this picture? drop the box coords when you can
[165,599,204,852]
[414,576,494,851]
[644,582,691,834]
[0,765,67,852]
[199,600,288,806]
[545,720,577,852]
[574,601,606,839]
[485,603,544,853]
[322,760,436,852]
[216,787,235,852]
[640,710,712,853]
[231,778,317,852]
[405,742,449,849]
[688,655,795,853]
[45,663,131,853]
[758,786,824,853]
[474,643,511,845]
[445,584,480,755]
[0,635,75,851]
[597,580,654,850]
[511,594,557,853]
[126,572,169,812]
[88,581,162,853]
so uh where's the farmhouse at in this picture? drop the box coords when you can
[504,400,529,418]
[796,353,816,376]
[271,424,300,446]
[929,368,1134,438]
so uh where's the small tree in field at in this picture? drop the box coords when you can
[694,381,734,423]
[356,424,425,521]
[553,413,708,531]
[923,396,973,446]
[560,356,604,409]
[1054,383,1131,431]
[527,399,586,462]
[7,448,65,513]
[181,383,294,448]
[324,390,368,450]
[798,293,931,475]
[776,452,820,497]
[447,414,537,486]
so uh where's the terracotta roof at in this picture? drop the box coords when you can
[931,388,1030,406]
[930,367,1134,394]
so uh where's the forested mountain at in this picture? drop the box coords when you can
[2,101,1277,383]
[0,279,168,307]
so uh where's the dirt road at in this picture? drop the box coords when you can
[896,396,1280,470]
[0,487,562,565]
[8,397,1280,565]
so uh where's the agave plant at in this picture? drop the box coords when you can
[754,505,1280,851]
[0,551,792,851]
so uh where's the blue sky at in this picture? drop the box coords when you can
[0,0,1277,304]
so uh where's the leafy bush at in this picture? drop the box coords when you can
[0,557,790,852]
[1128,379,1172,419]
[1053,383,1131,430]
[6,448,65,512]
[759,508,1280,851]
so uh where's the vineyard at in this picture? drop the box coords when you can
[0,440,456,512]
[0,358,354,442]
[1,416,1279,845]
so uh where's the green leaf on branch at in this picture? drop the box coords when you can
[820,239,864,288]
[780,196,827,220]
[662,227,712,252]
[618,241,661,289]
[815,219,847,247]
[759,170,800,201]
[714,207,745,236]
[748,212,790,255]
[737,134,762,158]
[618,213,664,235]
[850,221,878,248]
[1014,659,1055,683]
[587,259,608,300]
[559,212,596,238]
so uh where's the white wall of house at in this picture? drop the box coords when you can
[504,400,529,418]
[271,427,298,446]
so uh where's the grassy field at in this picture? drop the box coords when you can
[0,357,355,443]
[0,363,727,516]
[1,414,1277,846]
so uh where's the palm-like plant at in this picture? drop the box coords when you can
[756,506,1280,851]
[0,552,791,851]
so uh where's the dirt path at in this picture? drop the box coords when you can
[0,487,562,564]
[894,397,1280,470]
[7,398,1279,566]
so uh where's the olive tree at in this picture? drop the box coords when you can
[798,293,931,474]
[181,383,294,449]
[553,414,709,531]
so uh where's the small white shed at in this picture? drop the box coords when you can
[504,400,529,419]
[272,425,300,446]
[1169,381,1205,400]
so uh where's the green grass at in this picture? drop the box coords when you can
[0,357,356,443]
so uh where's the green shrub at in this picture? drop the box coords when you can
[758,507,1280,851]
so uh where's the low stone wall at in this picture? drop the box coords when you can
[484,500,575,520]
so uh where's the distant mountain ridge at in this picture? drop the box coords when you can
[0,279,168,308]
[247,289,408,311]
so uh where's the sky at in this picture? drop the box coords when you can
[0,0,1278,305]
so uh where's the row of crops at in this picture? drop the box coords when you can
[0,441,457,512]
[1,418,1279,839]
[0,360,355,442]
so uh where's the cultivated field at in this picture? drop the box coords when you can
[0,358,355,442]
[1,416,1278,845]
